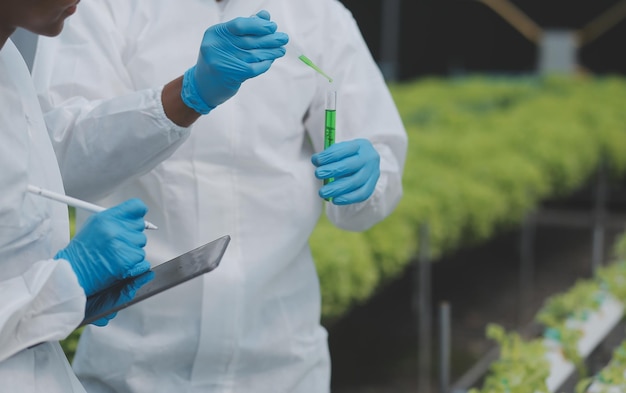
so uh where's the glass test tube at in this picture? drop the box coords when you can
[324,90,337,186]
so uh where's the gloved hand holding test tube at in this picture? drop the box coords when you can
[312,88,381,205]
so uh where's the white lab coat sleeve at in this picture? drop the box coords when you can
[0,258,85,363]
[38,88,190,201]
[32,2,191,201]
[306,2,408,232]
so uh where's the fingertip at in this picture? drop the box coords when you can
[332,197,348,205]
[267,21,278,34]
[143,270,156,282]
[138,259,151,273]
[135,270,155,288]
[319,186,333,200]
[125,270,154,295]
[256,10,271,20]
[250,59,274,76]
[126,260,151,278]
[123,198,149,217]
[276,32,289,43]
[131,197,148,210]
[92,317,111,327]
[253,10,276,33]
[312,150,333,165]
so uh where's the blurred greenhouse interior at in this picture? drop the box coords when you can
[11,1,626,392]
[342,0,626,81]
[325,1,626,392]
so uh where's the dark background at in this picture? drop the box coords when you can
[339,0,626,80]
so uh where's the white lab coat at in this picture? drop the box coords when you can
[0,40,87,393]
[33,1,408,392]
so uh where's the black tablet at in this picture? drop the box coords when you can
[80,235,230,326]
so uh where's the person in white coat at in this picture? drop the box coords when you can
[0,1,154,392]
[33,1,408,392]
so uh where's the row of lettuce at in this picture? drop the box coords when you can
[469,234,626,393]
[312,74,626,322]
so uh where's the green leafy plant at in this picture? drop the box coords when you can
[469,324,550,393]
[536,280,605,377]
[596,262,626,304]
[471,230,626,393]
[576,340,626,393]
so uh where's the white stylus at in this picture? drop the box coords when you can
[27,185,158,230]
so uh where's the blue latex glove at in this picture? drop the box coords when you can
[90,270,155,327]
[181,10,288,114]
[311,139,381,205]
[55,198,150,297]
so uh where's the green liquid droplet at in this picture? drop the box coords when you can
[298,55,333,83]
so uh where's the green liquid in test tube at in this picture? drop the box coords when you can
[324,90,336,187]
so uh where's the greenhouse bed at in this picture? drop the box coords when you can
[464,233,626,393]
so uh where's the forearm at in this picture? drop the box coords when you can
[45,87,191,200]
[161,76,201,127]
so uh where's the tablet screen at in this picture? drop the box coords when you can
[80,235,230,326]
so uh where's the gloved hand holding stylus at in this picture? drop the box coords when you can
[181,10,288,114]
[55,198,151,297]
[312,139,381,205]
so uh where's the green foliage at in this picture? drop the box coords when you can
[612,235,626,261]
[468,324,550,393]
[535,276,609,376]
[536,280,603,327]
[312,75,626,321]
[576,340,626,393]
[597,261,626,304]
[311,215,379,322]
[69,207,75,236]
[60,327,83,363]
[575,232,626,391]
[474,231,626,392]
[59,207,80,361]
